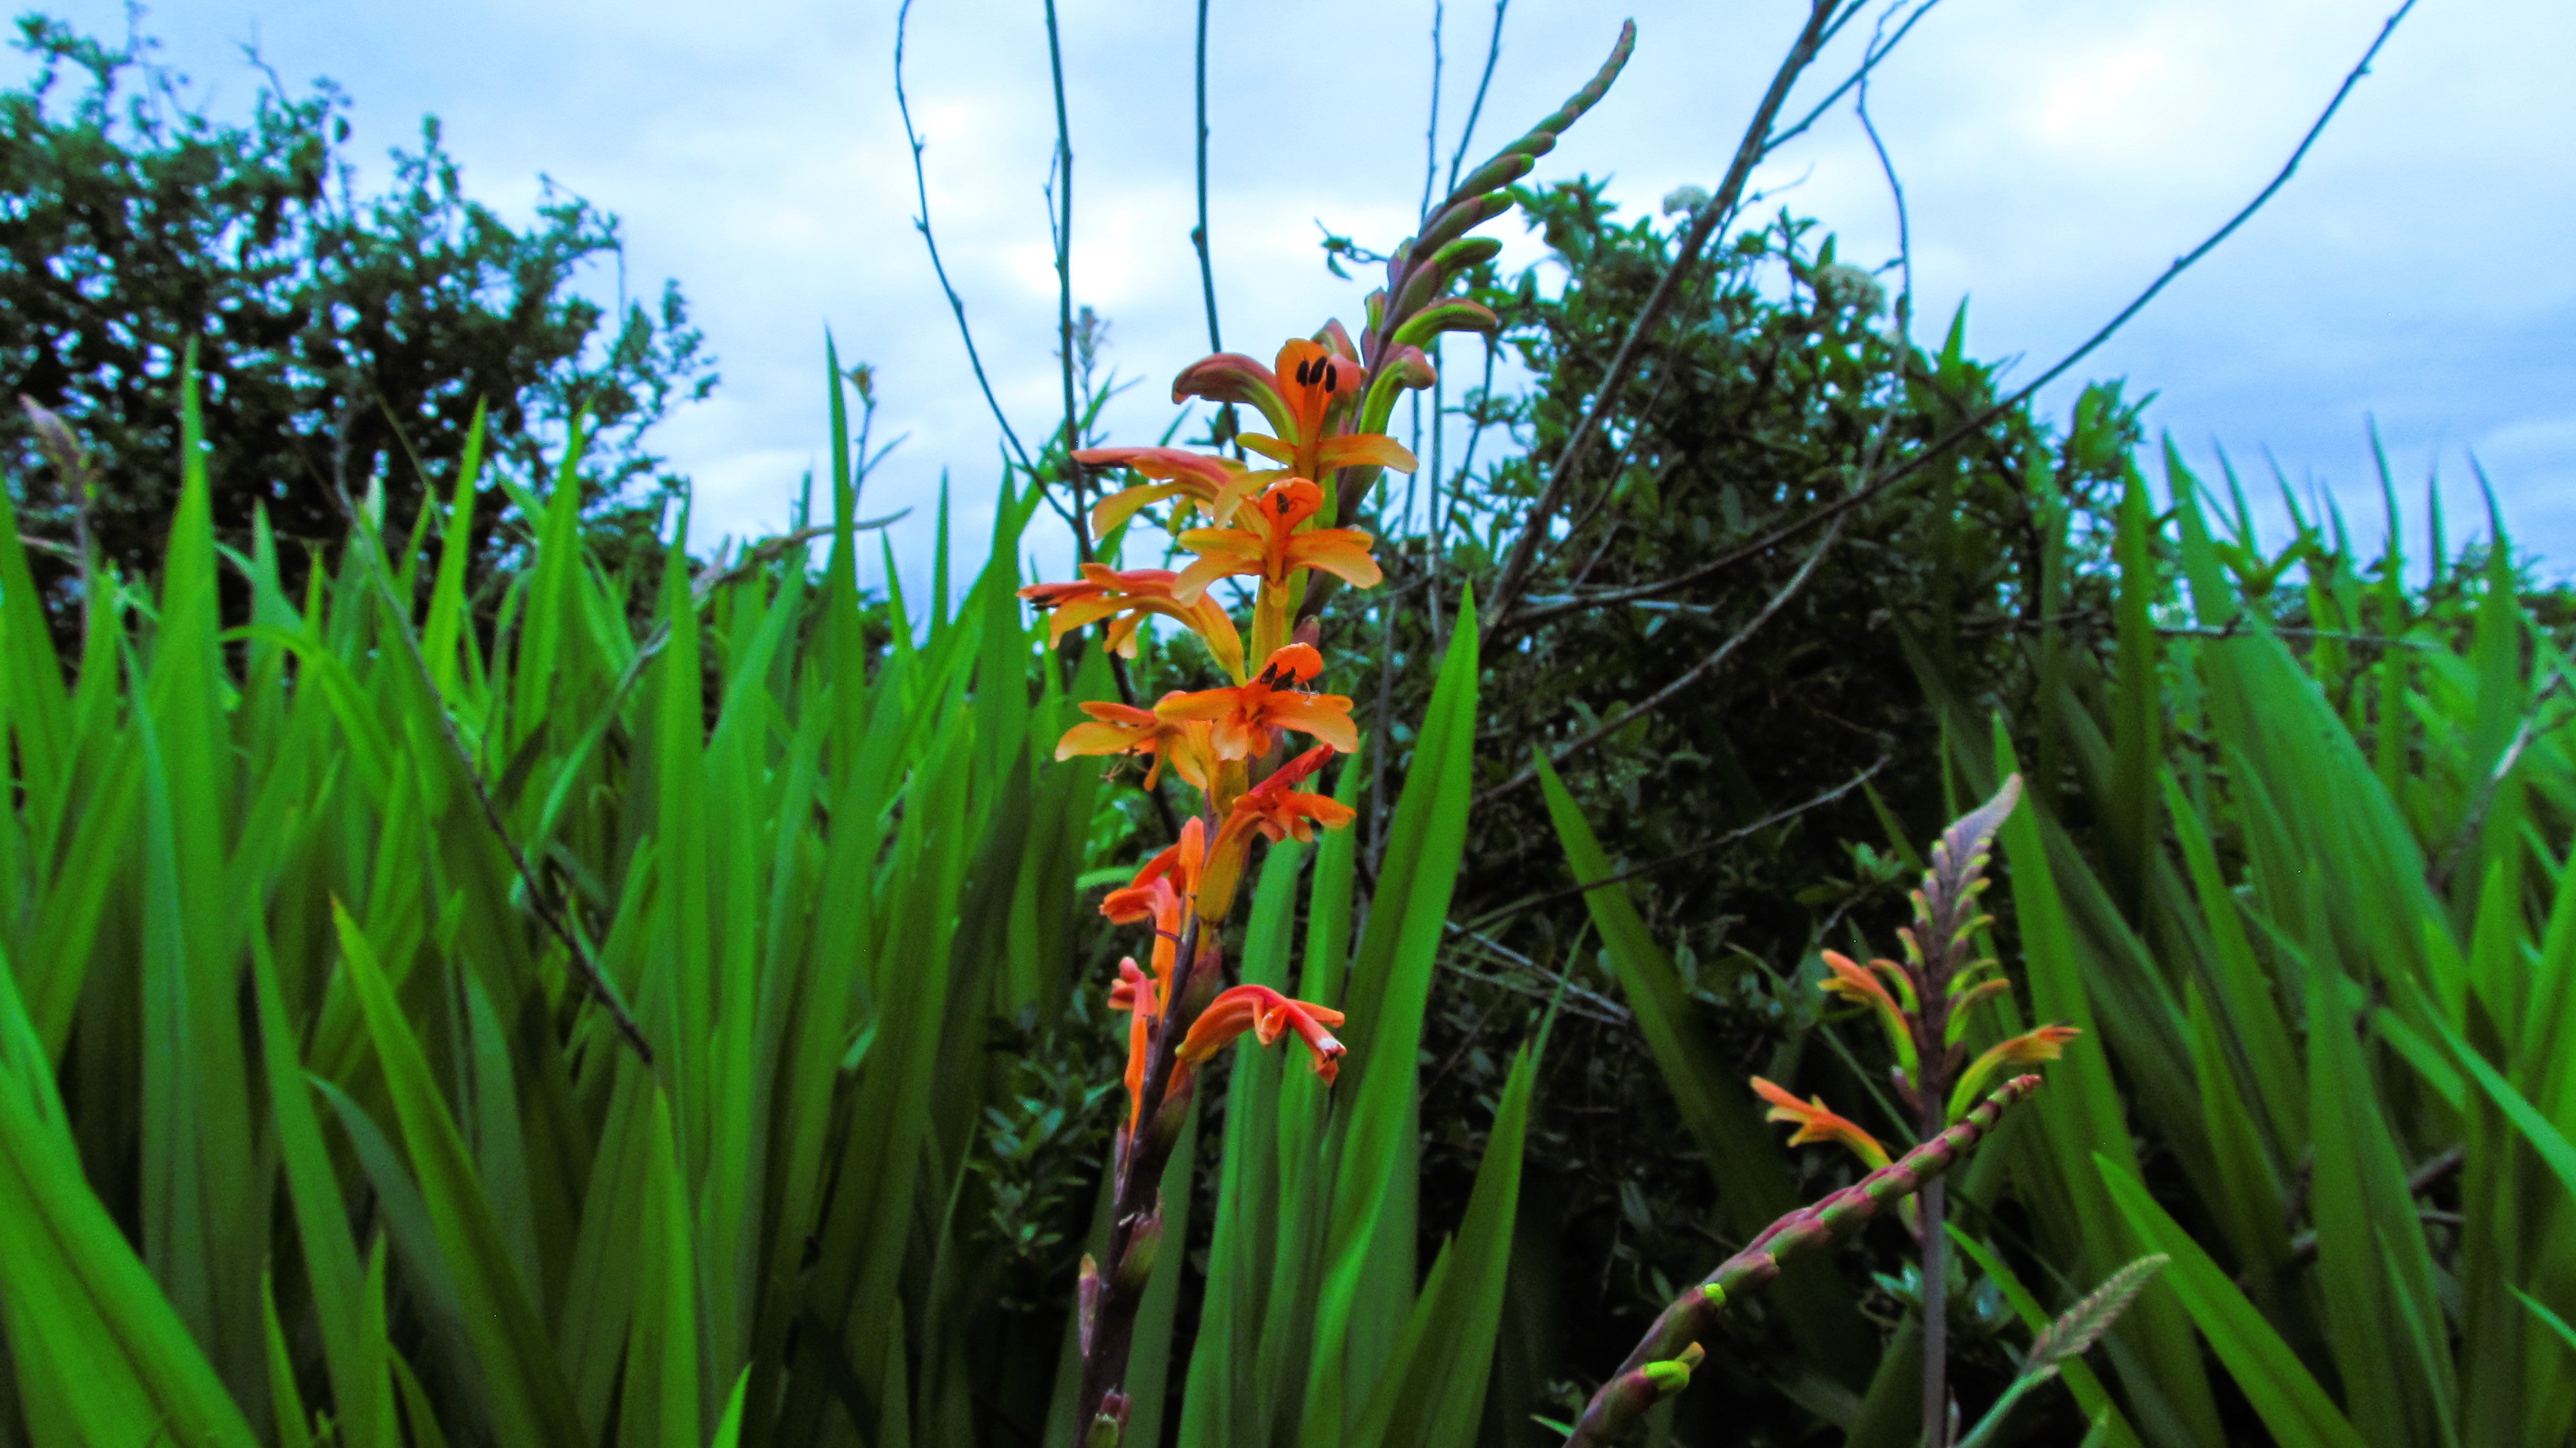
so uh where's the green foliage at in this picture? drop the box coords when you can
[0,339,1545,1447]
[1536,410,2576,1438]
[0,14,710,631]
[1305,178,2145,1439]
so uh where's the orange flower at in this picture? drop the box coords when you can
[1175,983,1348,1085]
[1170,336,1419,489]
[1752,1077,1891,1170]
[1173,478,1384,606]
[1946,1024,2081,1124]
[1821,950,1919,1078]
[1075,445,1278,539]
[1018,563,1247,682]
[1054,697,1219,794]
[1158,643,1359,760]
[1102,820,1208,1007]
[1198,745,1355,920]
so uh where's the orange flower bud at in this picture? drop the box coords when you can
[1946,1024,2081,1124]
[1752,1076,1892,1171]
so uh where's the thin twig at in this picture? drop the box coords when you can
[1190,0,1221,353]
[2432,670,2573,891]
[2262,1144,2467,1283]
[1444,0,1512,194]
[1481,515,1844,804]
[1419,0,1446,223]
[1510,0,2421,630]
[694,515,908,604]
[1481,0,1847,632]
[896,0,1033,474]
[1461,758,1888,933]
[1043,0,1086,558]
[1440,950,1631,1029]
[1761,0,1945,161]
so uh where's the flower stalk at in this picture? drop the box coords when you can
[1741,776,2082,1446]
[1565,1075,2046,1448]
[1033,347,1415,1438]
[1021,39,1645,1434]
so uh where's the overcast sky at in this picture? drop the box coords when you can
[25,0,2574,585]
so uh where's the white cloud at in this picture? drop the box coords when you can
[23,0,2573,582]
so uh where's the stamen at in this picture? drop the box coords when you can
[1320,361,1337,393]
[1294,358,1313,386]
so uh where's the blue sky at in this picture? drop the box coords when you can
[24,0,2574,583]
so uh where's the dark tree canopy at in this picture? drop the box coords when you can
[0,14,713,626]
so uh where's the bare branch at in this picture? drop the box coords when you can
[896,0,1033,474]
[1761,0,1944,160]
[1481,0,1847,631]
[1481,515,1844,805]
[1445,0,1512,195]
[1043,0,1087,557]
[1510,0,2418,635]
[1462,758,1888,933]
[1190,0,1221,352]
[323,467,654,1065]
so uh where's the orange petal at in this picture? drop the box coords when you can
[1269,693,1359,753]
[1170,551,1254,606]
[1155,686,1244,723]
[1171,352,1293,438]
[1055,718,1148,761]
[1316,433,1419,473]
[1091,481,1184,539]
[1286,531,1383,588]
[1188,599,1248,680]
[1261,643,1323,683]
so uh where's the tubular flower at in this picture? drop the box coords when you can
[1173,479,1383,603]
[1752,1077,1892,1171]
[1173,477,1382,659]
[1075,445,1278,539]
[1055,697,1219,793]
[1019,564,1247,683]
[1821,950,1918,1078]
[1102,820,1206,1005]
[1170,337,1419,489]
[1195,745,1352,921]
[1158,643,1359,760]
[1175,984,1347,1085]
[1948,1025,2082,1125]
